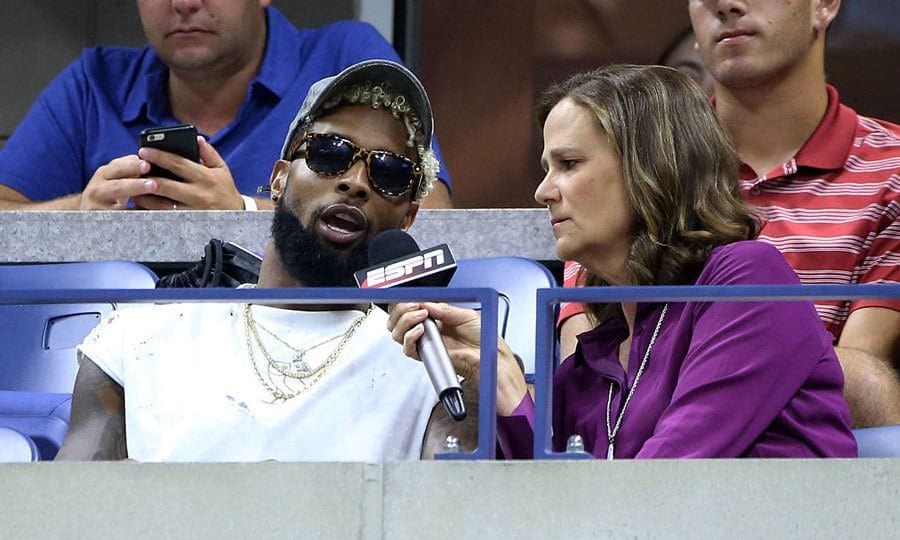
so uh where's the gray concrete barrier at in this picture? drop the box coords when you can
[0,209,557,263]
[1,460,898,539]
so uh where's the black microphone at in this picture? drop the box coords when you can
[355,230,466,421]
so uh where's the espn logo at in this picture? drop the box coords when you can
[356,244,455,289]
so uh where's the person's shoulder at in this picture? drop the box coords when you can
[299,20,389,53]
[852,112,900,152]
[76,45,151,73]
[706,241,788,271]
[291,19,399,69]
[38,46,148,90]
[311,19,382,39]
[699,241,799,286]
[855,113,900,136]
[367,305,391,324]
[81,303,168,347]
[100,302,237,332]
[266,6,376,38]
[711,239,782,259]
[358,306,401,346]
[55,46,157,97]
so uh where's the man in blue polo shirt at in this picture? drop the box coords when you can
[0,1,452,211]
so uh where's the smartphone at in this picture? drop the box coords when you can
[138,124,200,180]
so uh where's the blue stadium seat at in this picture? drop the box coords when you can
[0,391,71,460]
[0,261,157,392]
[0,426,39,463]
[853,425,900,457]
[449,257,557,382]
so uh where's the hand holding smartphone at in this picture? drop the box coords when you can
[138,124,200,181]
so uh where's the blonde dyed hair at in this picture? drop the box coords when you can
[289,80,438,201]
[537,65,759,322]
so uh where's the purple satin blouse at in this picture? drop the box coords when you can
[498,241,857,459]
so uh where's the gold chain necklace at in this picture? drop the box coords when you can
[242,304,371,404]
[246,304,353,371]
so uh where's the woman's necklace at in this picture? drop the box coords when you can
[605,303,668,460]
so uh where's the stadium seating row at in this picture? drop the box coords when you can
[0,257,555,459]
[1,259,898,460]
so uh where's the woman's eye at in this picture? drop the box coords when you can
[560,159,578,170]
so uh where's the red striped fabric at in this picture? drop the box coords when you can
[741,86,900,340]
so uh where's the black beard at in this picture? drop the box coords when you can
[270,202,370,287]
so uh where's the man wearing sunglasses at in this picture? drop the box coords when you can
[57,60,469,462]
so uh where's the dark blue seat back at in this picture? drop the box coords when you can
[449,257,557,380]
[0,261,157,392]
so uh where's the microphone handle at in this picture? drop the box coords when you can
[419,318,462,393]
[418,318,466,421]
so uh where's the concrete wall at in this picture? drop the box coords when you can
[0,209,559,263]
[2,460,898,539]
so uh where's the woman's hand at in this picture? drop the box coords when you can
[387,302,528,415]
[388,302,482,379]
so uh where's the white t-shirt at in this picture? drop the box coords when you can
[78,302,437,463]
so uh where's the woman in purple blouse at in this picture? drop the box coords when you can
[389,65,857,459]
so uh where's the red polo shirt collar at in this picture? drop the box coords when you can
[716,85,858,180]
[794,85,857,171]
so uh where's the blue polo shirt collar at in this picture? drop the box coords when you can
[122,52,170,125]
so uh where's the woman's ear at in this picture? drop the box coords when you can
[269,160,290,202]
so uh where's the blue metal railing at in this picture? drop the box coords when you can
[0,286,500,460]
[4,282,899,460]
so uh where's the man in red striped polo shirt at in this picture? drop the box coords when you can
[559,0,899,427]
[690,0,899,427]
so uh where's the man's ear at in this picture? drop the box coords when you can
[399,201,420,231]
[813,0,841,32]
[269,160,290,201]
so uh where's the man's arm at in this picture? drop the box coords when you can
[0,185,81,210]
[1,136,254,212]
[835,307,900,428]
[0,154,164,211]
[420,378,479,459]
[420,351,530,458]
[55,354,128,461]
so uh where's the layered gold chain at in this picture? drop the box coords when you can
[242,304,371,403]
[246,304,352,372]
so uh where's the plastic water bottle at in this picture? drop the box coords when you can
[566,434,587,454]
[443,435,460,454]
